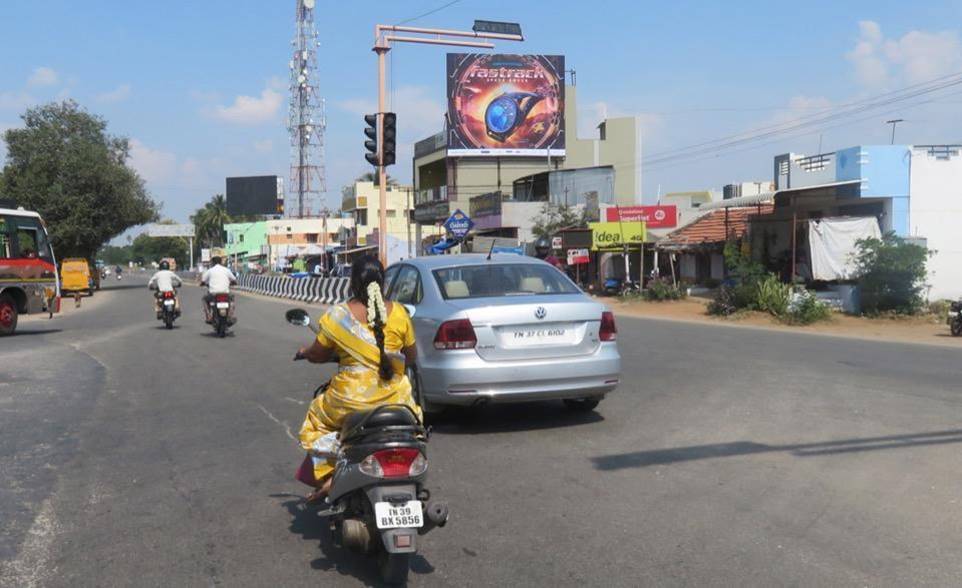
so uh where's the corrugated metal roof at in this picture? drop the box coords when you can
[659,205,773,249]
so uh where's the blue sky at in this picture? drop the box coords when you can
[3,0,962,227]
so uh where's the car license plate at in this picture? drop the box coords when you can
[163,300,175,306]
[374,500,423,529]
[503,324,574,346]
[216,302,229,309]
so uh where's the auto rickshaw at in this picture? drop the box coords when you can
[60,258,94,296]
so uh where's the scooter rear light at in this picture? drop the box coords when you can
[360,448,427,478]
[433,319,477,350]
[599,311,617,342]
[162,291,175,299]
[214,293,230,303]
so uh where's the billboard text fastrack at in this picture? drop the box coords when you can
[447,54,565,157]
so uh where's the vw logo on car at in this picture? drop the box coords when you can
[534,306,547,320]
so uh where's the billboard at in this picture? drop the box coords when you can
[145,223,194,238]
[589,221,646,251]
[226,175,280,216]
[605,205,678,229]
[447,54,565,156]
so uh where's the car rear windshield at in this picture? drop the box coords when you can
[433,263,580,299]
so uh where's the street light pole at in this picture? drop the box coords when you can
[371,22,522,267]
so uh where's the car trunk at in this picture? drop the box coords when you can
[444,295,604,361]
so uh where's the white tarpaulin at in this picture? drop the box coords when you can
[808,216,881,280]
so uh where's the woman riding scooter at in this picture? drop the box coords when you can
[295,256,421,501]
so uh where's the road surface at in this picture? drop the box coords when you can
[3,276,962,587]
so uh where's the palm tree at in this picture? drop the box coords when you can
[191,194,231,247]
[356,172,398,186]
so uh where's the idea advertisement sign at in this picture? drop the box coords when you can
[589,221,646,251]
[447,54,565,157]
[605,205,677,229]
[567,248,590,265]
[444,209,474,239]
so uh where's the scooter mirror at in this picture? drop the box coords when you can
[285,308,311,327]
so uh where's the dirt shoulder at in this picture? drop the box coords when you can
[609,296,962,349]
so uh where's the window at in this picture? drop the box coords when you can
[433,263,579,300]
[383,265,400,294]
[306,233,318,243]
[0,218,10,258]
[13,217,52,261]
[386,209,397,218]
[356,209,368,226]
[388,265,422,305]
[238,234,245,243]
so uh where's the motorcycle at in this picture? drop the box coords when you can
[286,308,449,585]
[603,277,639,297]
[949,300,962,337]
[208,293,234,338]
[156,289,180,330]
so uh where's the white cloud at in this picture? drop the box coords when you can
[211,87,283,125]
[0,91,33,111]
[96,84,131,104]
[128,139,178,186]
[848,21,962,87]
[253,139,273,153]
[27,67,59,87]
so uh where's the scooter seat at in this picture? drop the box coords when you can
[341,405,420,437]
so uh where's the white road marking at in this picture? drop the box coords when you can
[0,495,61,587]
[256,403,296,441]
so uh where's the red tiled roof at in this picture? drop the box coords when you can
[659,205,773,248]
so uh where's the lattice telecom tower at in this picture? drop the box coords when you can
[287,0,325,218]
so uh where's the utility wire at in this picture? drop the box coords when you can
[396,0,462,25]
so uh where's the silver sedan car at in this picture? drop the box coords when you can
[384,254,621,413]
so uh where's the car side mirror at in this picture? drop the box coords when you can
[403,304,416,318]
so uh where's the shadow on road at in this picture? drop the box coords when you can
[430,401,604,435]
[275,494,435,585]
[99,283,150,291]
[10,328,63,336]
[592,429,962,470]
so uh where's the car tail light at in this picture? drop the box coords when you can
[214,293,230,303]
[434,319,477,350]
[359,448,427,478]
[600,311,617,341]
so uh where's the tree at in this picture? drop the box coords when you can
[854,232,930,315]
[0,101,159,260]
[356,171,398,186]
[531,203,584,238]
[98,244,132,266]
[191,194,230,248]
[129,233,189,268]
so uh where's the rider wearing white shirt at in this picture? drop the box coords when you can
[201,257,237,322]
[148,260,182,315]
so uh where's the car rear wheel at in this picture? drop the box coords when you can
[0,294,18,336]
[563,397,601,412]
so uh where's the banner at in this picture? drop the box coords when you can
[567,248,590,265]
[447,54,565,156]
[145,223,194,238]
[605,205,677,229]
[589,221,646,251]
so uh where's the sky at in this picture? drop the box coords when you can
[2,0,962,231]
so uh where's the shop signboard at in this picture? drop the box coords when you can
[444,209,474,239]
[605,205,677,228]
[589,221,646,251]
[567,248,590,265]
[551,236,563,249]
[447,53,565,157]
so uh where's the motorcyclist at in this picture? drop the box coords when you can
[201,256,237,323]
[148,260,182,317]
[534,236,564,270]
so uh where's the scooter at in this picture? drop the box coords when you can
[208,293,235,338]
[286,308,449,585]
[155,289,180,329]
[949,300,962,337]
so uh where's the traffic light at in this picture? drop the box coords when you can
[364,114,379,166]
[382,112,396,167]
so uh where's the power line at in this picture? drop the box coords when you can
[396,0,462,25]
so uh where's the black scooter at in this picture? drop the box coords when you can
[286,308,449,585]
[949,301,962,337]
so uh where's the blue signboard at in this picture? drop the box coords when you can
[444,209,474,239]
[492,246,524,255]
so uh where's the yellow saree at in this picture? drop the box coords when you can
[298,303,422,480]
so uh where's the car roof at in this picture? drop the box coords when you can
[398,254,546,271]
[0,207,42,219]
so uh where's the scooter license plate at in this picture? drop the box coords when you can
[374,500,423,529]
[216,302,229,309]
[163,300,175,306]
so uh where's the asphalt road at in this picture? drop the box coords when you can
[3,275,962,587]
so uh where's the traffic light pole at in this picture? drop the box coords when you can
[372,23,522,267]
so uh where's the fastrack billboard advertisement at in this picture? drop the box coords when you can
[447,54,565,157]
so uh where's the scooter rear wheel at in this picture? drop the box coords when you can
[379,551,410,585]
[951,320,962,337]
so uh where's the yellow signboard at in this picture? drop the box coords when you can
[589,221,646,251]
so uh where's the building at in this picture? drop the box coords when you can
[758,144,962,299]
[264,217,353,270]
[225,221,269,270]
[412,83,642,245]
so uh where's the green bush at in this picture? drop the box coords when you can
[643,277,687,302]
[707,285,738,316]
[785,290,832,325]
[755,274,791,316]
[854,233,930,315]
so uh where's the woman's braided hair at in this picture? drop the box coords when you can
[350,256,394,381]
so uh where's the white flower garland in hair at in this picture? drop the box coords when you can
[366,281,387,326]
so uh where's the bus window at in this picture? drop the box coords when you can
[0,218,11,258]
[13,218,53,261]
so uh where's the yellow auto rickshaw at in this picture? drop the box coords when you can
[60,258,93,296]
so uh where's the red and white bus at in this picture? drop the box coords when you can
[0,206,61,335]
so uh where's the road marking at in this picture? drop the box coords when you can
[0,495,61,587]
[283,396,306,405]
[256,403,296,441]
